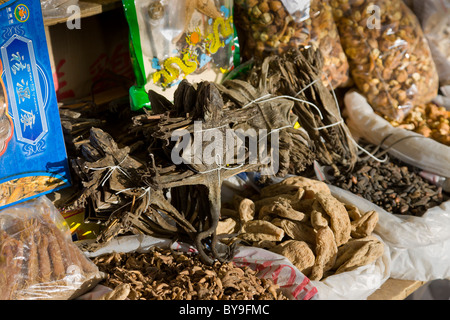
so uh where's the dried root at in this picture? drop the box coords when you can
[220,177,384,281]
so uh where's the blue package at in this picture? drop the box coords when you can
[0,0,71,209]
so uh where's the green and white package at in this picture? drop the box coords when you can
[122,0,239,111]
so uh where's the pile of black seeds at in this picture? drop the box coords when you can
[331,157,446,217]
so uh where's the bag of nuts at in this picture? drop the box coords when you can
[234,0,350,89]
[330,0,439,122]
[411,0,450,86]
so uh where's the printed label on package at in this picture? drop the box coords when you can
[1,34,48,147]
[0,0,71,210]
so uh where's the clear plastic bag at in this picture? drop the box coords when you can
[123,0,238,111]
[40,0,79,19]
[234,0,350,89]
[330,0,439,122]
[0,196,102,300]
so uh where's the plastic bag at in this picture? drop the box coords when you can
[234,0,350,89]
[330,0,439,122]
[0,196,102,300]
[222,173,390,300]
[344,90,450,180]
[411,0,450,86]
[81,234,318,300]
[40,0,79,19]
[123,0,239,111]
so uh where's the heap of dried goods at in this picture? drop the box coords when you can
[387,102,450,146]
[218,176,384,281]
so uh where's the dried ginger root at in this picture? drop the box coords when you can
[259,200,306,222]
[239,220,284,242]
[315,193,351,247]
[333,237,384,275]
[271,240,315,277]
[350,211,379,239]
[309,227,337,281]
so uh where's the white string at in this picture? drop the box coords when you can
[314,120,344,131]
[242,93,272,108]
[322,71,388,163]
[243,94,324,120]
[88,155,130,186]
[114,186,153,213]
[137,186,152,213]
[196,153,245,184]
[295,79,319,97]
[258,124,294,143]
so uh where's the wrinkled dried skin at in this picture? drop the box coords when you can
[239,220,284,242]
[259,200,306,222]
[291,199,315,215]
[310,210,329,230]
[309,227,337,281]
[252,240,277,250]
[217,217,239,236]
[271,240,315,277]
[271,218,316,245]
[351,211,379,239]
[261,177,331,199]
[315,193,351,247]
[333,237,384,275]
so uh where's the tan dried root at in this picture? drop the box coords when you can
[271,240,315,277]
[222,177,383,282]
[260,177,331,198]
[333,237,384,275]
[309,227,338,281]
[233,195,256,223]
[217,217,239,236]
[345,204,363,221]
[239,220,284,242]
[98,283,131,300]
[351,211,379,239]
[315,193,351,247]
[310,209,329,230]
[254,189,305,212]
